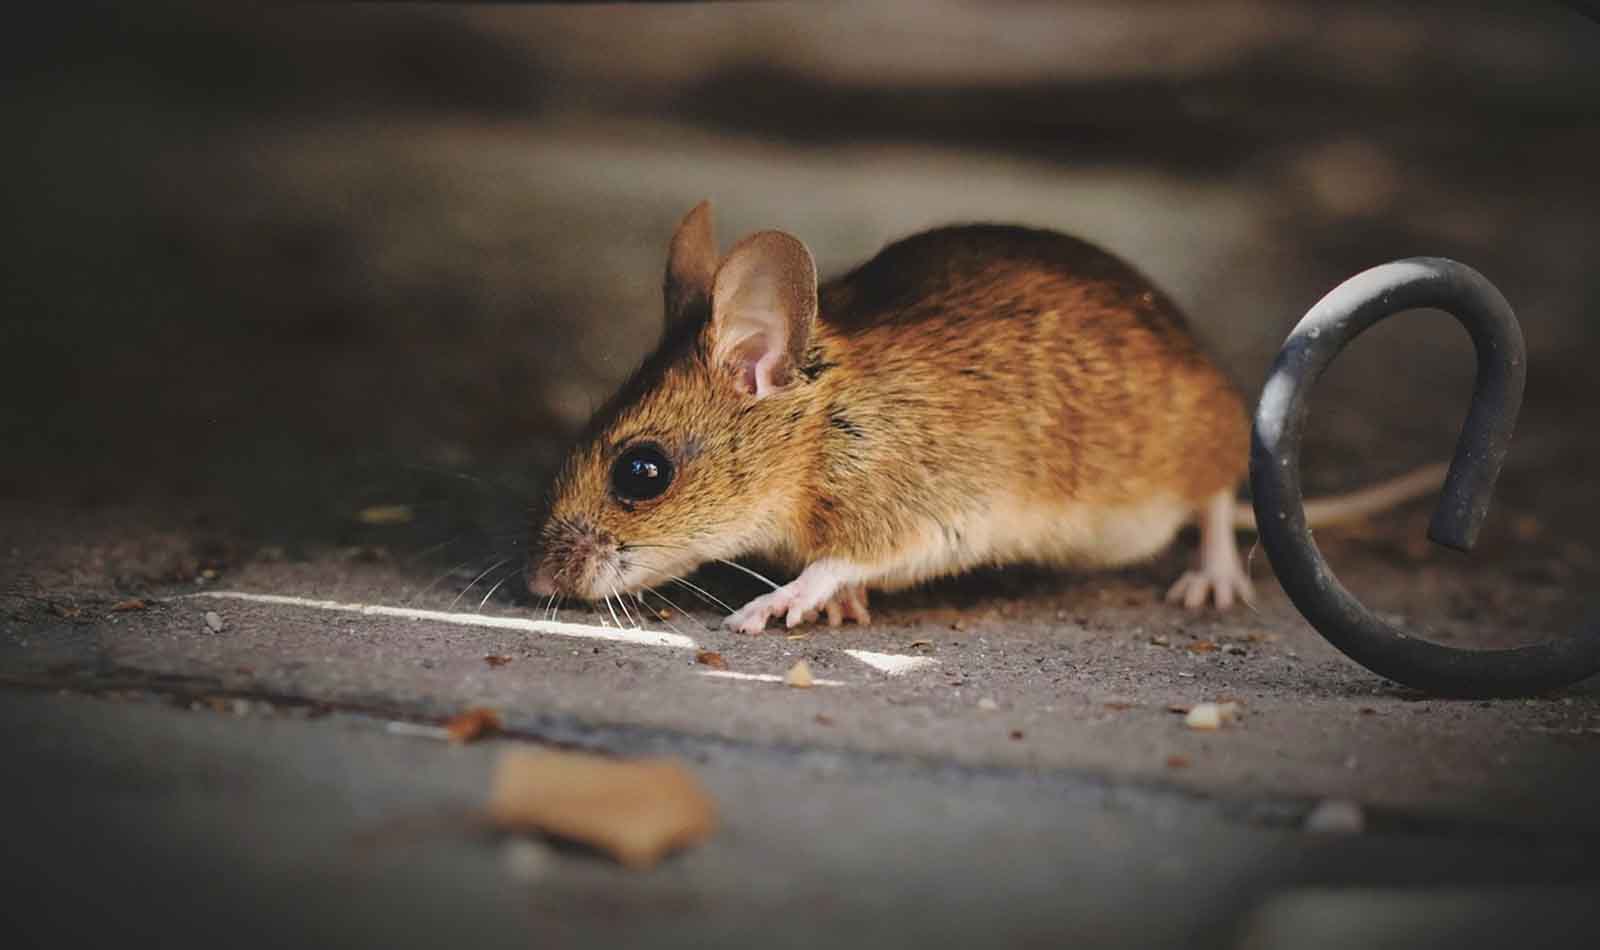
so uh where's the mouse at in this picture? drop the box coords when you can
[526,200,1441,633]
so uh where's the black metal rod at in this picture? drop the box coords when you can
[1249,257,1600,698]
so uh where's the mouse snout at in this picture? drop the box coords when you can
[526,563,557,598]
[526,516,618,601]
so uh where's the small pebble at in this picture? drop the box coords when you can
[977,697,999,711]
[203,611,224,633]
[502,838,555,881]
[1304,799,1365,834]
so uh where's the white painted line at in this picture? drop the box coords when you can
[189,591,699,650]
[843,649,938,676]
[385,721,452,740]
[699,670,848,687]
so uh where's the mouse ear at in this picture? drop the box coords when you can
[664,200,718,328]
[707,230,818,398]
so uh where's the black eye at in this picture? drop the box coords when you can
[610,443,674,503]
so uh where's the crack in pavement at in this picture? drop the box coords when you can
[3,666,1594,850]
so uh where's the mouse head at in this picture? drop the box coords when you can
[527,201,822,602]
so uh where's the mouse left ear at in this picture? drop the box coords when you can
[664,200,718,329]
[707,230,818,398]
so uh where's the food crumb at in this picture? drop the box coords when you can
[203,611,224,633]
[445,707,503,743]
[111,598,148,613]
[487,748,717,869]
[977,697,999,711]
[784,660,814,688]
[1185,702,1240,730]
[356,504,414,525]
[484,655,513,668]
[695,651,728,670]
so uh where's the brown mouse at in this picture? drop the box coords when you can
[526,201,1437,632]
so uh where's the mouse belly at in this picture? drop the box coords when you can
[869,493,1193,591]
[723,493,1196,634]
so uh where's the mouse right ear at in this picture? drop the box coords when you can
[708,230,818,399]
[664,200,718,329]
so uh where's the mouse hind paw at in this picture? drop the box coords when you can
[1165,566,1254,610]
[1166,490,1255,610]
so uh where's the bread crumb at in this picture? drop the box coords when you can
[785,660,814,688]
[487,748,717,869]
[1184,701,1239,730]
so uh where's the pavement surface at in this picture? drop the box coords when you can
[6,3,1600,948]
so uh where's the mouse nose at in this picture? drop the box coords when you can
[527,563,557,598]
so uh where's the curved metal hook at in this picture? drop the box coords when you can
[1250,257,1600,698]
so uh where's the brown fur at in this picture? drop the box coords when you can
[529,208,1248,601]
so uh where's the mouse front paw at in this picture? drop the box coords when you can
[722,561,868,633]
[724,586,798,635]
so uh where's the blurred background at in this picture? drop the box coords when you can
[4,0,1598,575]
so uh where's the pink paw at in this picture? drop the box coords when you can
[722,568,871,633]
[1165,567,1255,611]
[724,586,797,635]
[820,584,871,627]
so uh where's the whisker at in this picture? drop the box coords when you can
[637,588,707,634]
[626,562,737,614]
[404,533,469,566]
[450,558,511,610]
[610,583,640,629]
[601,593,624,629]
[408,554,494,605]
[714,558,782,591]
[670,578,735,614]
[477,570,514,612]
[634,591,693,638]
[397,462,525,497]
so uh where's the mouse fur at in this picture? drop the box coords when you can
[528,201,1254,631]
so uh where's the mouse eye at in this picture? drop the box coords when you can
[610,443,674,503]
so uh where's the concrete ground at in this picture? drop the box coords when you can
[5,3,1600,947]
